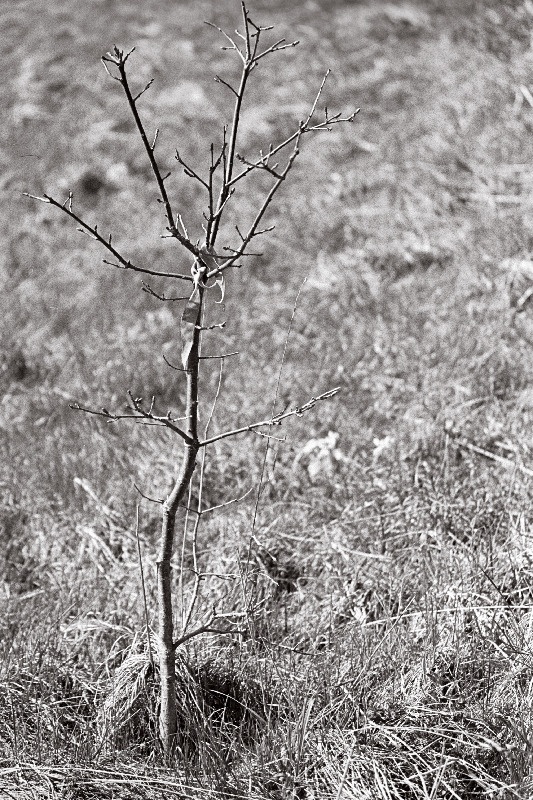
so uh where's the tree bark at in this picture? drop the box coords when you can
[157,443,198,759]
[157,292,201,762]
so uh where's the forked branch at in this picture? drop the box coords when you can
[102,46,200,258]
[173,612,247,649]
[71,392,194,445]
[202,32,357,276]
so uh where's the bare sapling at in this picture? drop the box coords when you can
[26,3,357,761]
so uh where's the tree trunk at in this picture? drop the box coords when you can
[157,290,201,762]
[157,443,198,760]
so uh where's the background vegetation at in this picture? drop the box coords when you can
[3,0,533,796]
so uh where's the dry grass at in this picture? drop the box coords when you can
[3,0,533,797]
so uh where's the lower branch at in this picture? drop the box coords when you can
[199,387,340,446]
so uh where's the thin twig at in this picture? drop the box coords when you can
[135,504,154,671]
[199,351,239,360]
[180,354,225,635]
[200,486,254,515]
[133,482,163,505]
[162,353,187,373]
[214,74,239,97]
[175,150,210,190]
[242,278,307,619]
[141,282,189,302]
[255,38,299,62]
[253,277,307,526]
[204,21,245,62]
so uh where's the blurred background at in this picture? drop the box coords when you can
[4,0,533,510]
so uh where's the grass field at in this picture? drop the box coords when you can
[3,0,533,796]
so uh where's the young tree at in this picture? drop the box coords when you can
[27,3,356,761]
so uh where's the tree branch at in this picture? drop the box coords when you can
[227,81,358,188]
[71,393,194,445]
[102,47,201,258]
[199,387,340,447]
[201,70,357,279]
[175,150,210,190]
[24,193,193,282]
[141,282,189,301]
[173,620,245,650]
